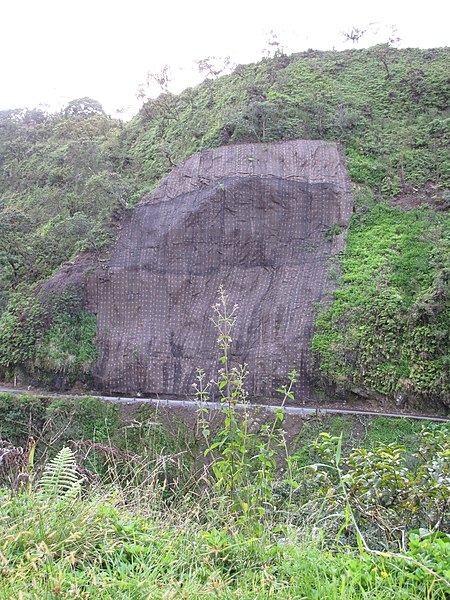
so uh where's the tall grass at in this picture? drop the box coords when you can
[1,465,448,599]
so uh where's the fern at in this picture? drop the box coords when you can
[39,447,82,500]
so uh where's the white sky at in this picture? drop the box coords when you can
[1,0,448,119]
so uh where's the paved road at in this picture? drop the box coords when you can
[1,386,448,423]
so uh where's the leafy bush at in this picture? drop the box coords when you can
[308,425,450,547]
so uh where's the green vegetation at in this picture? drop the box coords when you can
[0,99,132,387]
[0,397,448,598]
[125,47,449,196]
[0,46,449,402]
[0,293,448,597]
[1,50,448,596]
[0,100,134,297]
[0,393,118,448]
[1,485,448,599]
[312,198,449,403]
[291,414,427,467]
[0,286,97,386]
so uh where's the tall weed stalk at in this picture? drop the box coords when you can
[194,286,296,523]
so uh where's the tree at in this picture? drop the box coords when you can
[195,56,231,81]
[341,26,367,45]
[63,98,106,119]
[263,30,286,59]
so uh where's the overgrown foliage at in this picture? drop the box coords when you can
[0,100,135,384]
[312,196,449,404]
[0,286,448,595]
[0,286,97,387]
[124,47,449,200]
[0,102,134,296]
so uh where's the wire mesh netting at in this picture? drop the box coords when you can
[87,140,353,400]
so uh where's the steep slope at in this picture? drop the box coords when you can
[87,140,352,397]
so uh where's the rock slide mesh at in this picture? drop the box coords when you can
[87,140,352,399]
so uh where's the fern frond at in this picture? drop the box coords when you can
[39,447,82,500]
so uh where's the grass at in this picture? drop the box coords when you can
[365,416,424,450]
[0,487,447,599]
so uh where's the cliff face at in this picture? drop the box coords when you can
[87,140,352,399]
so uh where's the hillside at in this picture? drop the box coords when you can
[88,140,352,398]
[0,46,448,407]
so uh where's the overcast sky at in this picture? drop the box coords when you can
[1,0,448,119]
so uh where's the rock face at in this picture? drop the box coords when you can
[87,140,353,399]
